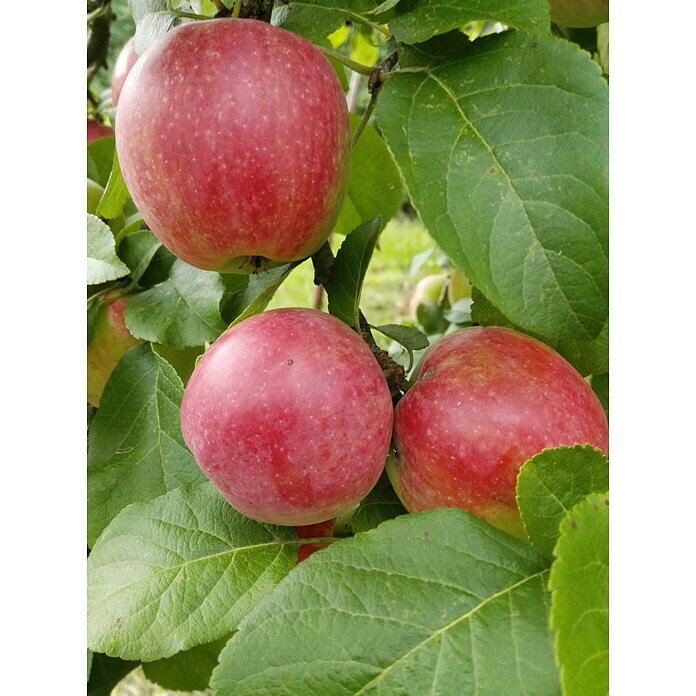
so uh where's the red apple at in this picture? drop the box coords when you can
[116,19,351,273]
[87,297,141,406]
[111,38,138,108]
[295,518,335,563]
[389,327,608,539]
[87,119,113,144]
[181,308,393,525]
[549,0,608,28]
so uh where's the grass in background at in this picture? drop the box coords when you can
[267,214,443,327]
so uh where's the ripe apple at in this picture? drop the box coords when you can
[181,308,393,525]
[87,119,113,144]
[389,327,608,539]
[549,0,608,27]
[111,38,138,108]
[87,297,141,406]
[295,518,335,563]
[116,19,351,273]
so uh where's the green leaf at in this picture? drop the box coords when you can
[377,0,549,45]
[138,245,177,287]
[591,372,609,419]
[212,508,560,696]
[87,296,104,345]
[334,114,402,236]
[471,287,608,376]
[272,0,353,43]
[219,273,251,324]
[130,0,194,53]
[87,136,116,188]
[118,230,162,284]
[96,148,130,220]
[87,483,297,661]
[377,32,608,342]
[87,214,130,285]
[517,445,608,557]
[142,634,232,692]
[351,469,407,532]
[87,653,139,696]
[226,262,299,328]
[442,297,473,325]
[125,259,227,348]
[549,493,609,696]
[87,344,206,547]
[373,323,429,350]
[327,217,382,328]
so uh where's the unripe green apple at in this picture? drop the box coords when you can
[549,0,608,28]
[408,273,448,323]
[446,269,471,304]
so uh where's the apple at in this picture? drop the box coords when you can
[87,119,113,144]
[549,0,608,28]
[446,269,471,304]
[408,273,447,323]
[111,38,138,108]
[87,297,141,407]
[116,19,351,273]
[88,295,203,405]
[388,326,608,539]
[295,518,335,563]
[181,308,393,526]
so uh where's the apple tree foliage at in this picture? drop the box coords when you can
[87,0,609,693]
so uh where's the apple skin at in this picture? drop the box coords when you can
[116,19,351,273]
[549,0,608,28]
[408,273,447,323]
[295,518,335,563]
[180,308,393,526]
[388,326,608,539]
[87,297,141,407]
[111,38,138,108]
[446,269,471,304]
[87,119,113,144]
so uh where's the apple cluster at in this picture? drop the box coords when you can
[94,17,608,540]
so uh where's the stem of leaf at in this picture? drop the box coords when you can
[167,3,209,20]
[351,91,378,148]
[317,46,375,76]
[347,11,391,37]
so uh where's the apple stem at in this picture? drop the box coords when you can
[352,92,378,148]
